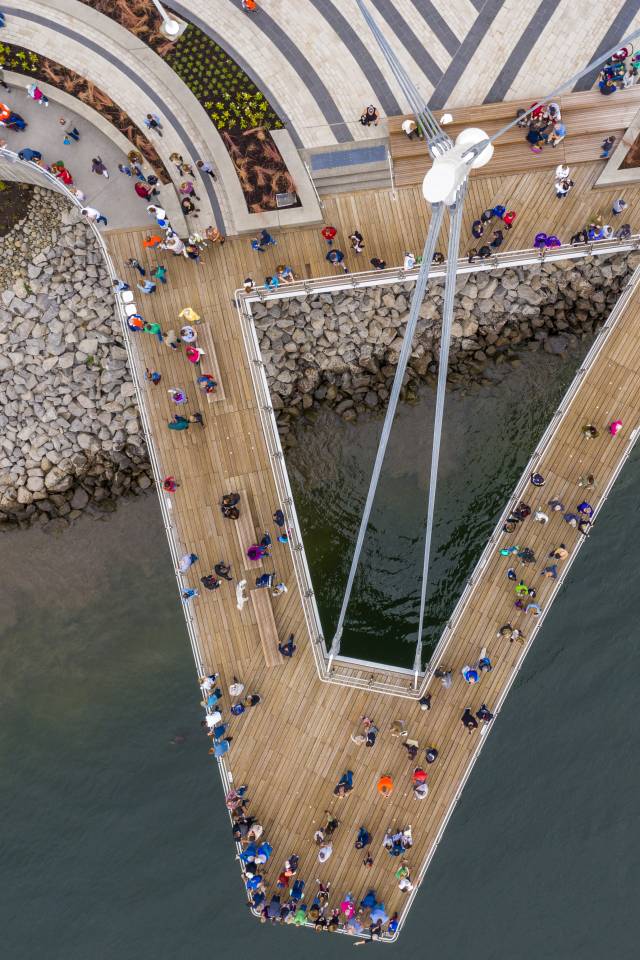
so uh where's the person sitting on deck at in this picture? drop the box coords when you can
[197,373,217,394]
[278,634,297,657]
[334,770,354,797]
[248,543,269,561]
[255,572,274,588]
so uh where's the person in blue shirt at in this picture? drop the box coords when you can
[18,148,42,162]
[326,248,348,273]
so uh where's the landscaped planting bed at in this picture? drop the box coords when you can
[80,0,297,211]
[0,41,169,182]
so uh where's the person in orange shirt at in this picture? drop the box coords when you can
[242,0,257,11]
[143,234,163,248]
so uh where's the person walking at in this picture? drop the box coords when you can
[321,225,337,245]
[326,249,348,273]
[137,279,157,294]
[180,180,200,201]
[196,159,217,179]
[26,82,48,106]
[144,112,163,136]
[349,229,364,253]
[153,264,167,284]
[144,321,163,342]
[91,156,109,178]
[81,206,107,226]
[163,476,180,493]
[612,198,628,215]
[370,257,386,270]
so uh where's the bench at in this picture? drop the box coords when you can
[234,488,263,571]
[192,322,226,403]
[250,587,284,667]
[389,87,640,187]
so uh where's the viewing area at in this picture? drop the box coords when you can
[389,88,640,188]
[107,174,640,934]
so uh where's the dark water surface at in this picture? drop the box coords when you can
[2,349,639,959]
[289,350,586,666]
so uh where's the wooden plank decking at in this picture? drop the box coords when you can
[106,164,640,937]
[389,88,640,189]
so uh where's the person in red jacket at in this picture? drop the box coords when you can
[503,210,517,230]
[321,225,337,245]
[134,180,158,200]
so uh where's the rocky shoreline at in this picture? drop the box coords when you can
[0,189,635,528]
[252,253,636,443]
[0,188,151,530]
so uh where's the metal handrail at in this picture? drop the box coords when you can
[244,234,640,303]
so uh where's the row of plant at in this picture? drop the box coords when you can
[79,1,294,210]
[80,1,284,134]
[165,25,282,133]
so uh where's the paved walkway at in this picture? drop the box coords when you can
[182,0,640,147]
[4,0,640,234]
[0,77,164,229]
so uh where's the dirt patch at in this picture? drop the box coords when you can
[0,181,33,237]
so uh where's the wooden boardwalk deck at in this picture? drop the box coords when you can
[389,88,640,188]
[106,164,640,938]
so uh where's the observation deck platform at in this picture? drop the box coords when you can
[106,167,640,939]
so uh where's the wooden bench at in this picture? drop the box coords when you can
[250,587,284,667]
[234,488,263,571]
[192,322,226,403]
[389,87,640,187]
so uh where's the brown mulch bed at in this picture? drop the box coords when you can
[0,181,33,237]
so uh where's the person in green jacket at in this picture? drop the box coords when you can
[144,321,163,342]
[168,415,189,431]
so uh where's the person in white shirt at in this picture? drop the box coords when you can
[318,843,333,863]
[403,252,416,270]
[147,204,167,221]
[401,118,419,139]
[80,206,107,225]
[554,163,570,180]
[205,711,222,728]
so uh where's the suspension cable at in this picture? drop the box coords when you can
[413,186,467,674]
[328,203,446,659]
[354,0,449,150]
[461,27,640,165]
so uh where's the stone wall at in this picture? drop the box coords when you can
[253,253,635,441]
[0,188,151,530]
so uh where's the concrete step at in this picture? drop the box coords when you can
[304,140,392,196]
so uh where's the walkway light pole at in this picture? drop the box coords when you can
[150,0,182,40]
